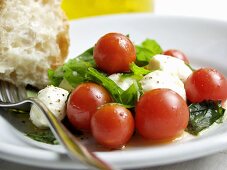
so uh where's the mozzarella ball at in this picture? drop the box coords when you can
[108,73,136,90]
[140,70,186,100]
[146,54,192,82]
[30,85,69,129]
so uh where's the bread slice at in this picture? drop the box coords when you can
[0,0,69,89]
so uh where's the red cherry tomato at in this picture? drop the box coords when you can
[163,49,189,64]
[94,33,136,74]
[135,89,189,140]
[91,104,134,149]
[185,68,227,103]
[67,82,112,131]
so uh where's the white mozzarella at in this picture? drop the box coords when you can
[146,54,192,82]
[140,70,186,100]
[30,85,69,129]
[108,73,135,90]
[222,100,227,120]
[222,100,227,110]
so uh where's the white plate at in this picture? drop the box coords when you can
[1,14,227,169]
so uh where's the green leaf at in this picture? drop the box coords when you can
[87,67,124,103]
[87,67,141,108]
[76,47,95,67]
[135,46,154,66]
[62,65,86,87]
[135,39,163,66]
[26,130,59,145]
[186,64,196,72]
[142,39,163,54]
[186,100,225,135]
[48,48,94,87]
[48,66,64,86]
[121,82,140,107]
[130,62,151,75]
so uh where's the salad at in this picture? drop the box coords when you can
[28,33,227,149]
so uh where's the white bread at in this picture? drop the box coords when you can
[0,0,69,89]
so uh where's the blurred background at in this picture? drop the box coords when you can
[61,0,227,21]
[61,0,154,19]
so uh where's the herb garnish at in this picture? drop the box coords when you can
[186,100,225,135]
[27,131,59,145]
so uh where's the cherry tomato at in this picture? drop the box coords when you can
[185,68,227,103]
[163,49,189,64]
[93,33,136,74]
[135,89,189,140]
[91,104,134,149]
[67,82,112,131]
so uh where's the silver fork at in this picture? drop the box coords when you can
[0,81,115,170]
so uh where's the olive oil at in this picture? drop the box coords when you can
[61,0,153,19]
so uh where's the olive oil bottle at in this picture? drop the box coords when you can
[62,0,153,19]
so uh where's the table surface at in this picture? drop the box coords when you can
[1,0,227,169]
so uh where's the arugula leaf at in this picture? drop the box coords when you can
[48,66,64,87]
[135,39,163,66]
[76,47,95,67]
[142,39,163,54]
[121,82,140,107]
[130,62,151,75]
[48,48,94,87]
[135,46,154,66]
[186,100,225,135]
[27,131,59,145]
[87,67,141,107]
[87,67,124,103]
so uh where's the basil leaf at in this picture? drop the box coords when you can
[76,47,95,67]
[142,39,163,54]
[135,46,153,66]
[87,68,141,108]
[48,66,64,86]
[27,131,59,145]
[87,67,124,103]
[135,39,163,66]
[130,62,151,75]
[48,48,94,87]
[121,82,140,108]
[186,100,225,135]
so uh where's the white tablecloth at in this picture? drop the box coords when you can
[1,0,227,169]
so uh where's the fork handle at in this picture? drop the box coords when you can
[0,97,116,170]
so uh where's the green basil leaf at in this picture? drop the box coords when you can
[27,131,59,145]
[186,100,225,135]
[48,66,64,86]
[130,62,151,75]
[135,45,154,66]
[76,47,95,67]
[121,82,140,108]
[87,68,142,108]
[142,39,163,54]
[86,67,124,103]
[135,39,163,66]
[48,48,94,87]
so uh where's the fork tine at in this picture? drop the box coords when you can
[8,83,20,103]
[17,85,27,101]
[0,82,4,102]
[0,81,11,103]
[0,81,26,103]
[0,81,30,111]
